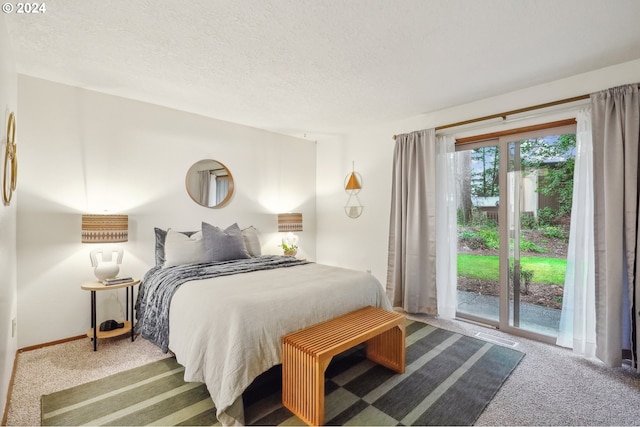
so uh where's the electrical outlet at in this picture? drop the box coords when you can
[11,318,16,338]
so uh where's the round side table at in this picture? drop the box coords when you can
[81,279,140,351]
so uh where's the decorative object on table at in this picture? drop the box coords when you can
[344,161,363,218]
[99,319,124,331]
[278,213,302,256]
[280,232,299,256]
[102,276,134,286]
[2,112,17,206]
[81,214,128,281]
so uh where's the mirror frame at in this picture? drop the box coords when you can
[2,112,17,206]
[185,159,234,208]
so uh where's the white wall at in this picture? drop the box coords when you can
[0,14,18,420]
[315,59,640,286]
[16,76,316,348]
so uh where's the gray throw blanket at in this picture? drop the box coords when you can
[135,255,309,352]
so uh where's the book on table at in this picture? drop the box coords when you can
[102,277,134,286]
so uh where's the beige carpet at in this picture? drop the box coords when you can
[6,315,640,426]
[6,335,171,426]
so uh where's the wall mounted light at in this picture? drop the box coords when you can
[278,213,302,256]
[81,214,128,281]
[344,162,363,219]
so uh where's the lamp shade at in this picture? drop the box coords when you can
[278,213,303,232]
[81,214,128,243]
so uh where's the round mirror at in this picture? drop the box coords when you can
[2,112,17,206]
[185,159,234,208]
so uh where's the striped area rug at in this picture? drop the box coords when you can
[41,321,524,426]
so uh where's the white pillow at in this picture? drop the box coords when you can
[163,229,208,267]
[242,226,262,257]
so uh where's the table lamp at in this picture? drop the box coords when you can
[81,214,128,281]
[278,213,302,256]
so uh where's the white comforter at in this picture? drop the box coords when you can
[168,262,391,426]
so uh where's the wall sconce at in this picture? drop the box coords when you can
[278,213,302,256]
[344,162,363,219]
[81,214,128,281]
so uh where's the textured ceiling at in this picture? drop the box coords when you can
[5,0,640,136]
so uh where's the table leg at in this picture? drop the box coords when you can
[91,290,97,351]
[129,286,135,342]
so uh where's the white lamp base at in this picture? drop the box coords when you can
[94,262,120,281]
[89,248,123,281]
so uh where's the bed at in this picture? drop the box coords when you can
[135,224,392,426]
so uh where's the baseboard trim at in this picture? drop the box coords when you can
[18,335,85,354]
[1,350,18,426]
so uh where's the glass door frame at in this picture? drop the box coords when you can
[456,123,576,345]
[455,137,501,330]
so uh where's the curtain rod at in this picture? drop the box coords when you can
[392,94,589,140]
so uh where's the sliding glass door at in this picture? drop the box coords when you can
[456,142,501,327]
[455,124,576,342]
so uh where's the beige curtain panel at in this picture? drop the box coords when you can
[386,129,437,314]
[592,83,640,370]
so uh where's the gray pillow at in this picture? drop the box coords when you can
[242,226,262,257]
[202,222,251,262]
[154,227,198,266]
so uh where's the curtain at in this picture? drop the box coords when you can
[198,170,211,206]
[386,129,437,314]
[216,176,229,204]
[592,83,640,370]
[556,107,596,357]
[435,135,458,319]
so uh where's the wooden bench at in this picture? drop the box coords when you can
[282,306,405,426]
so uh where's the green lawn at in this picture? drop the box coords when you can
[457,254,566,285]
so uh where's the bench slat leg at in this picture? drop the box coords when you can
[283,341,329,426]
[366,324,406,373]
